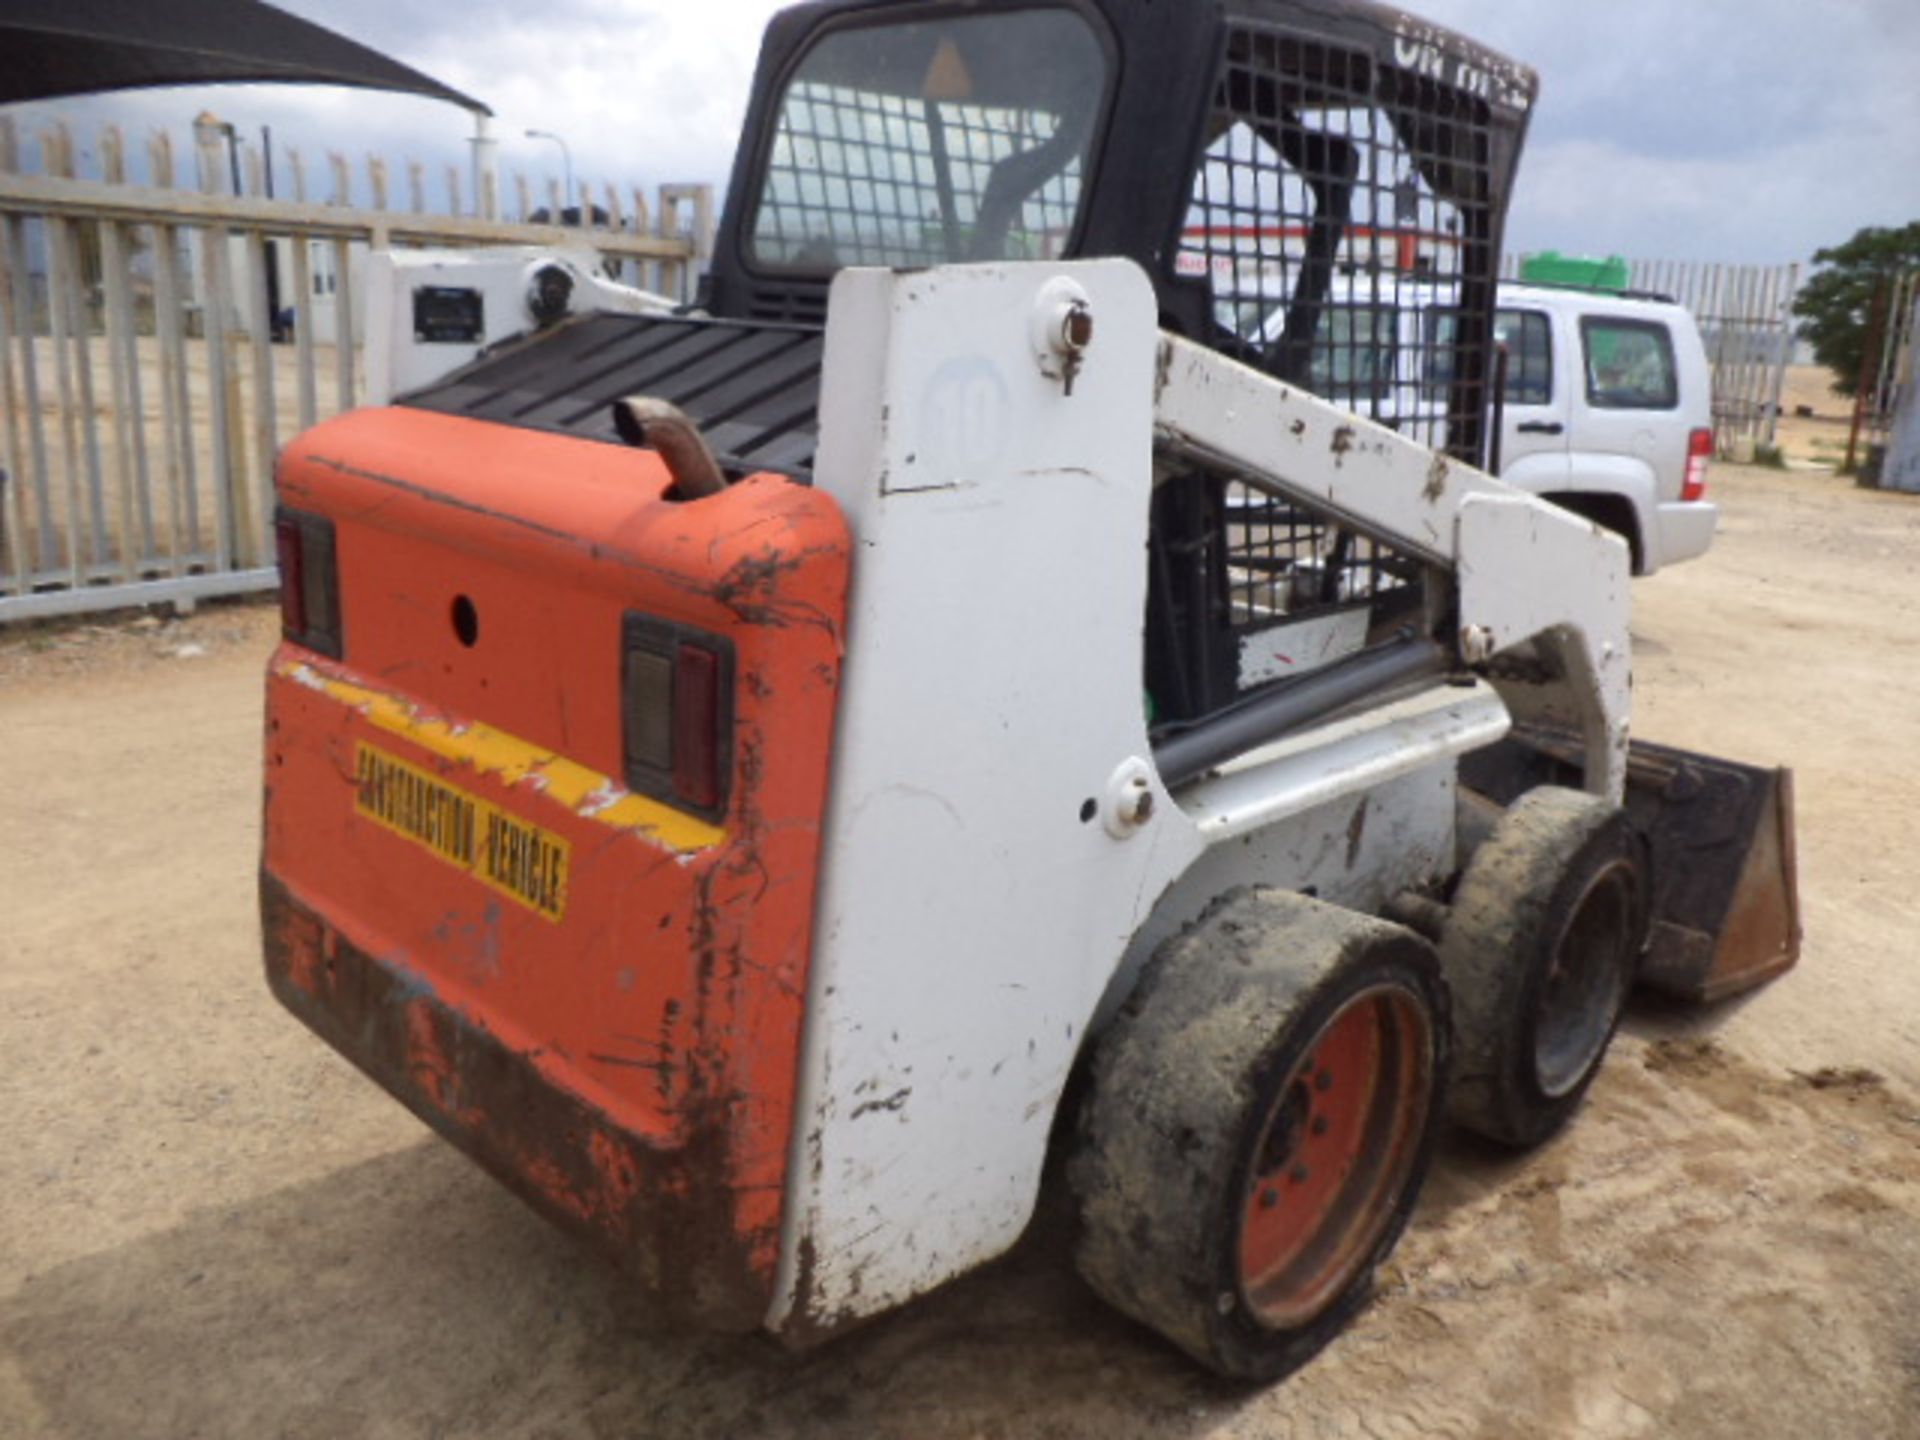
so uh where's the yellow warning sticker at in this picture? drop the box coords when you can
[354,741,570,921]
[921,36,974,102]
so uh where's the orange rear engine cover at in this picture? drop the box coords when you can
[261,406,850,1328]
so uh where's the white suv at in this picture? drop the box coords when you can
[1489,283,1717,575]
[1222,279,1719,574]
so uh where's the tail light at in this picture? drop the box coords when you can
[274,507,342,658]
[623,615,733,819]
[1682,428,1712,502]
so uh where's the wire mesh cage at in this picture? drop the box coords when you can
[1143,16,1518,728]
[1220,482,1419,630]
[753,85,1086,269]
[1176,23,1503,463]
[748,10,1104,272]
[1145,471,1425,730]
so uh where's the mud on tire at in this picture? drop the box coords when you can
[1440,785,1648,1149]
[1067,889,1448,1382]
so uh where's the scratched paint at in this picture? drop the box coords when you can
[262,403,853,1330]
[277,656,726,855]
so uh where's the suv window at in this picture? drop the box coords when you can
[1214,301,1402,407]
[1582,317,1678,410]
[1494,309,1551,405]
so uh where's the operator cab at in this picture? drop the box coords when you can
[692,0,1540,726]
[404,0,1539,730]
[706,0,1536,469]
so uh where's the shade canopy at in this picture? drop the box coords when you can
[0,0,489,114]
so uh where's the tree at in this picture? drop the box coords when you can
[1792,222,1920,396]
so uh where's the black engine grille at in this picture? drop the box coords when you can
[400,312,825,477]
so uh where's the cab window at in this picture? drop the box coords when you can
[1494,309,1552,405]
[748,8,1107,272]
[1581,317,1678,410]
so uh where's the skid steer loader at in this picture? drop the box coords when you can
[260,0,1800,1381]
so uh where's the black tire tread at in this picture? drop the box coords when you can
[1069,888,1446,1380]
[1440,785,1639,1147]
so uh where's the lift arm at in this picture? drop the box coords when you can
[1151,332,1632,801]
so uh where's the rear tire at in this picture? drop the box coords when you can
[1439,786,1646,1148]
[1069,890,1448,1381]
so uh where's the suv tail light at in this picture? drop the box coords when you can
[274,507,342,658]
[1682,428,1712,502]
[623,615,733,819]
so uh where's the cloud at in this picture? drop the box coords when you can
[1512,132,1920,265]
[265,0,776,187]
[4,0,1914,265]
[1410,0,1920,259]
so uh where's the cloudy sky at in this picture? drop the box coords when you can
[10,0,1918,265]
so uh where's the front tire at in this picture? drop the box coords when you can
[1439,786,1647,1148]
[1069,890,1448,1381]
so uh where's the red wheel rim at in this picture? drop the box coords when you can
[1236,985,1434,1329]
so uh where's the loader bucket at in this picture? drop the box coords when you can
[1616,740,1801,1002]
[1460,728,1802,1003]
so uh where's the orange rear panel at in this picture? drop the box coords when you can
[261,406,849,1327]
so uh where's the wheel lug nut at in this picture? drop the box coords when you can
[1311,1115,1329,1137]
[1259,1187,1279,1209]
[1315,1070,1334,1092]
[1290,1164,1310,1184]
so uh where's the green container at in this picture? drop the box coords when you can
[1519,251,1632,292]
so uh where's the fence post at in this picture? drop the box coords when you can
[469,113,499,222]
[333,235,356,414]
[1875,272,1915,434]
[0,115,29,593]
[603,184,626,283]
[656,182,715,302]
[1764,263,1799,449]
[245,227,277,564]
[195,115,247,570]
[145,129,195,575]
[1729,265,1755,458]
[99,123,154,578]
[1743,266,1774,453]
[41,124,87,585]
[1742,267,1769,450]
[631,188,651,292]
[480,163,499,225]
[291,237,317,432]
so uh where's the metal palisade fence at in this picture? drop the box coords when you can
[0,114,712,623]
[1848,267,1919,479]
[1502,253,1803,457]
[0,139,1819,630]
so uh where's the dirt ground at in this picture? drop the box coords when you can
[5,459,1920,1439]
[1771,364,1862,470]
